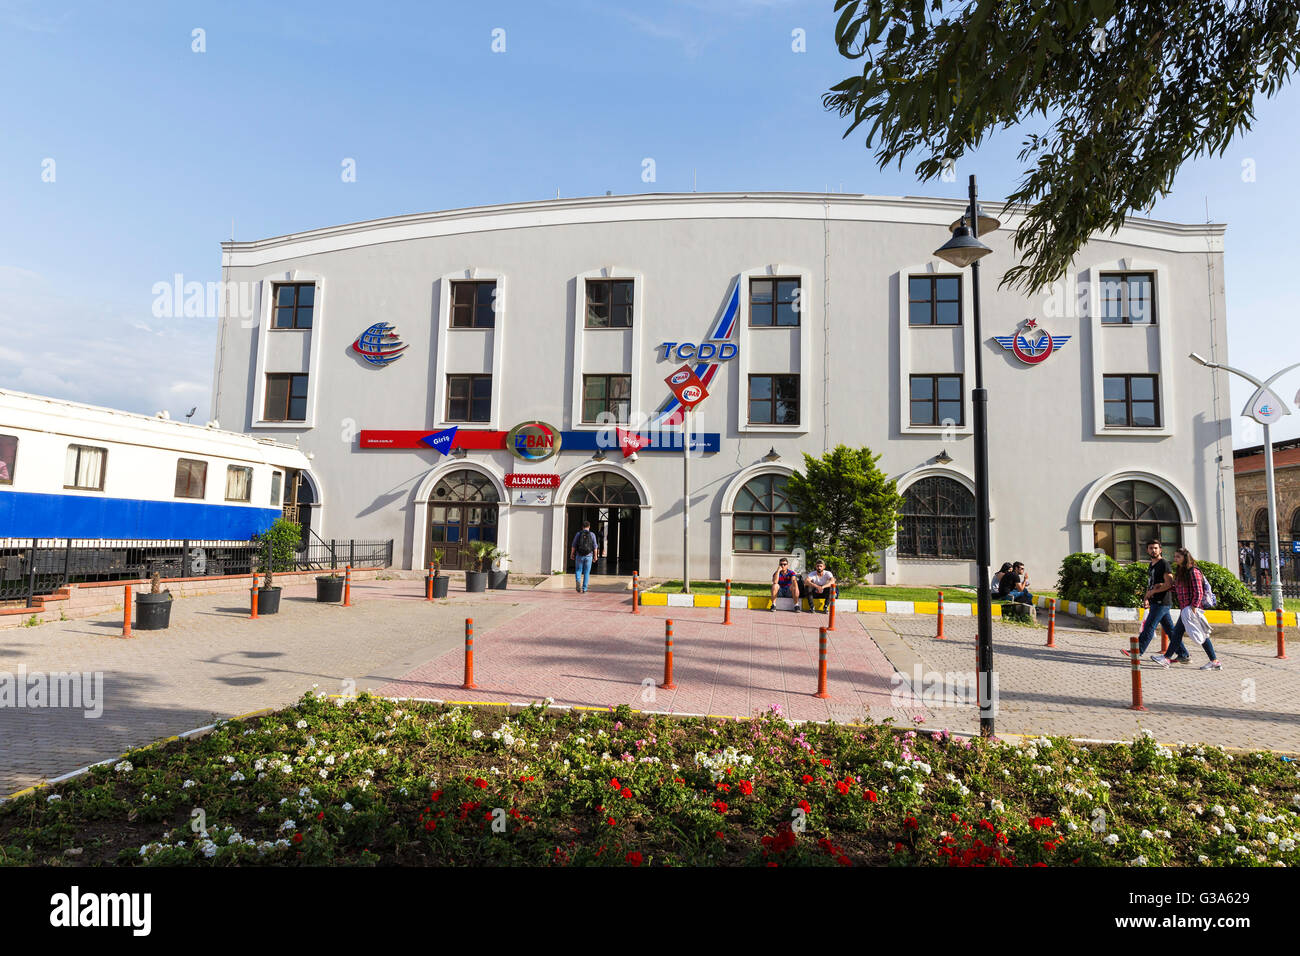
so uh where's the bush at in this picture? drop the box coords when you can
[1057,553,1262,613]
[1196,561,1259,612]
[252,518,301,588]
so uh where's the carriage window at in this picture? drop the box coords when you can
[64,444,106,491]
[175,459,208,499]
[0,434,15,485]
[225,465,252,502]
[270,471,283,506]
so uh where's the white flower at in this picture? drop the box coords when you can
[280,819,296,831]
[296,720,308,729]
[1104,834,1119,845]
[1280,838,1295,852]
[1212,805,1226,817]
[1234,846,1250,856]
[472,730,484,739]
[1225,822,1237,834]
[46,794,62,803]
[182,779,195,789]
[1266,832,1279,845]
[114,761,133,773]
[1198,854,1209,864]
[342,803,353,812]
[224,755,236,764]
[989,799,1005,813]
[229,771,246,782]
[1130,855,1148,866]
[227,832,243,845]
[1140,830,1154,839]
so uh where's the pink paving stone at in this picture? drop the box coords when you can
[373,589,928,725]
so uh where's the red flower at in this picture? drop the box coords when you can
[610,778,621,790]
[738,780,753,795]
[316,811,325,820]
[607,817,617,826]
[474,778,489,790]
[625,851,643,866]
[819,758,831,766]
[835,779,851,795]
[904,816,919,830]
[715,830,725,840]
[621,788,633,799]
[864,790,879,802]
[424,820,437,831]
[430,790,442,802]
[1030,817,1054,831]
[712,800,729,814]
[797,799,811,813]
[292,833,303,844]
[716,782,730,793]
[801,774,814,784]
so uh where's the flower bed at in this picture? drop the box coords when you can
[3,694,1297,867]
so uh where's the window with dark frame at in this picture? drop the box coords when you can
[909,374,964,426]
[585,279,634,329]
[908,275,962,326]
[749,277,801,327]
[272,283,315,329]
[264,373,309,422]
[64,444,106,491]
[748,375,800,425]
[1103,374,1160,427]
[447,374,492,422]
[0,434,15,485]
[732,473,795,553]
[225,465,252,502]
[270,471,283,507]
[174,459,208,499]
[1099,272,1156,325]
[897,476,976,559]
[450,281,497,329]
[1091,479,1181,563]
[582,374,632,423]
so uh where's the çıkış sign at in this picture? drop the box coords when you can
[504,473,562,488]
[506,421,562,462]
[657,342,738,362]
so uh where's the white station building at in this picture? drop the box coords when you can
[209,192,1238,584]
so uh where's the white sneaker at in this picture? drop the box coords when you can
[1148,654,1169,668]
[1199,660,1222,670]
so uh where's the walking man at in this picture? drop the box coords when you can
[768,558,801,612]
[1123,539,1183,662]
[570,521,600,594]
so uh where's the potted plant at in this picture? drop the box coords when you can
[488,549,510,590]
[135,572,173,631]
[465,541,493,593]
[428,547,450,599]
[251,518,301,615]
[316,570,344,603]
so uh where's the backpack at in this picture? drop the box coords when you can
[1200,570,1216,609]
[574,531,595,556]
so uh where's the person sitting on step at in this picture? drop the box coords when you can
[768,557,801,612]
[803,559,836,612]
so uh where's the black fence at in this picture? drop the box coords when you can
[1236,539,1300,599]
[0,538,394,606]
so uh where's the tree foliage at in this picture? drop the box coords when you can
[786,445,904,585]
[824,0,1299,291]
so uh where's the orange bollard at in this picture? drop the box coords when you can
[250,575,258,620]
[632,572,640,615]
[1160,624,1168,656]
[1046,599,1056,648]
[814,626,829,699]
[462,617,478,690]
[723,579,733,625]
[1129,634,1146,711]
[827,584,837,631]
[659,619,677,690]
[1276,609,1288,659]
[426,563,434,601]
[343,565,352,607]
[122,584,132,638]
[936,589,944,640]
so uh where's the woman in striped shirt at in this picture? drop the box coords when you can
[1150,548,1222,670]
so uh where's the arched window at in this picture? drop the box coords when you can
[732,473,795,553]
[898,476,975,559]
[432,470,500,503]
[1253,509,1272,543]
[1092,479,1181,563]
[569,472,639,506]
[1291,509,1300,539]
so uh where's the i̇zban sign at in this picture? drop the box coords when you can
[506,421,562,463]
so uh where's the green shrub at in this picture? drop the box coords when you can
[1196,561,1259,612]
[252,518,301,588]
[1057,553,1261,613]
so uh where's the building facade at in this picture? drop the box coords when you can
[211,192,1236,583]
[1234,437,1300,585]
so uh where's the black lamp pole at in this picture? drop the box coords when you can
[965,175,995,739]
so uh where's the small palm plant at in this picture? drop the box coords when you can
[468,541,496,573]
[430,547,444,577]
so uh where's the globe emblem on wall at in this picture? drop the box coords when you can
[351,323,408,366]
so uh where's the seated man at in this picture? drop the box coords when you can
[803,560,836,612]
[1000,561,1034,604]
[768,557,801,612]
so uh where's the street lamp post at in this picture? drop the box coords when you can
[1189,353,1300,634]
[934,174,998,738]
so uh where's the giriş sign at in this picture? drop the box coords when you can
[507,421,562,462]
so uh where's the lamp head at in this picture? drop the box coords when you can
[1188,352,1211,367]
[933,225,992,268]
[949,204,1001,236]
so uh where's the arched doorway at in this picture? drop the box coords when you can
[565,472,641,575]
[428,470,499,570]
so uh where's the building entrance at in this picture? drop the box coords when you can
[565,472,640,576]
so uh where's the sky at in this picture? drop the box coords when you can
[2,0,1297,448]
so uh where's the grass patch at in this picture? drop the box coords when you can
[3,694,1297,867]
[654,581,978,603]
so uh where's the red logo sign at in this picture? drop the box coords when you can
[664,364,708,410]
[615,428,648,458]
[504,473,562,488]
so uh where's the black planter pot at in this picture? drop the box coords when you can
[255,586,282,615]
[135,592,173,631]
[489,570,509,590]
[465,571,488,593]
[316,576,345,603]
[428,575,450,599]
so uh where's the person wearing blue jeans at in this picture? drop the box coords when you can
[570,521,600,594]
[1126,539,1183,660]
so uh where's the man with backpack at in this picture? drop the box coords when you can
[570,521,600,593]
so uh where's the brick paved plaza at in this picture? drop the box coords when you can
[3,579,1297,795]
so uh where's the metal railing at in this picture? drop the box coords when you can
[1236,539,1300,599]
[0,537,393,606]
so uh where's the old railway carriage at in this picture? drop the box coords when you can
[211,191,1237,584]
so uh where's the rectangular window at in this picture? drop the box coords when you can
[582,374,632,423]
[908,275,961,326]
[749,277,801,327]
[450,281,497,329]
[747,375,800,425]
[174,459,208,499]
[265,373,309,422]
[64,444,106,491]
[447,374,492,422]
[270,471,283,507]
[0,434,15,485]
[1099,272,1156,325]
[225,465,252,502]
[585,279,634,329]
[1103,374,1160,427]
[910,374,964,426]
[272,282,315,329]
